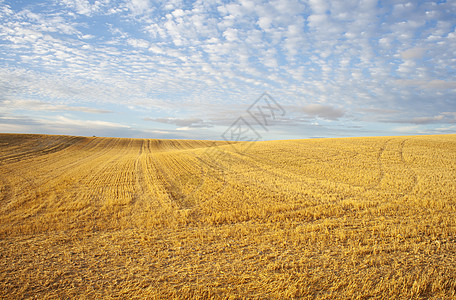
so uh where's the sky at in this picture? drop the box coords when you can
[0,0,455,141]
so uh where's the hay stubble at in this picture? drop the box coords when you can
[0,133,455,298]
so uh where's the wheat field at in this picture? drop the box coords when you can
[0,133,455,299]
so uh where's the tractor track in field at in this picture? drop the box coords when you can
[151,153,195,209]
[138,142,229,210]
[195,153,228,203]
[0,136,98,191]
[135,140,207,210]
[0,137,137,215]
[0,175,12,209]
[133,139,146,208]
[207,144,365,196]
[0,164,41,213]
[0,136,82,165]
[398,138,418,196]
[363,138,391,192]
[132,139,167,211]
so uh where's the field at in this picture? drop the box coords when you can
[0,133,455,299]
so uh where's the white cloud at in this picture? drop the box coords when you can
[61,0,97,16]
[392,125,419,133]
[223,28,238,42]
[127,38,149,48]
[127,0,151,15]
[0,113,133,137]
[81,34,95,39]
[172,8,185,18]
[380,112,456,125]
[443,112,456,119]
[257,16,272,31]
[51,116,129,128]
[308,0,328,14]
[401,47,426,60]
[396,79,456,89]
[435,125,456,132]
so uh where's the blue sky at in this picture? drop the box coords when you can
[0,0,455,140]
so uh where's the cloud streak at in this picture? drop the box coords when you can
[298,104,346,121]
[1,99,112,114]
[144,117,213,128]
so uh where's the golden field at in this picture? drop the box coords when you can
[0,133,455,299]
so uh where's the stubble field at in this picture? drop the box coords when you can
[0,133,455,299]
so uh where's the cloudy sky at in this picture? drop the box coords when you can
[0,0,455,140]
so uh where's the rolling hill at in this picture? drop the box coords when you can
[1,133,455,298]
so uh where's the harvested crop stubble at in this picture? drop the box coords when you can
[0,133,455,299]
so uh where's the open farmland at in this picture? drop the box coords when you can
[0,133,456,299]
